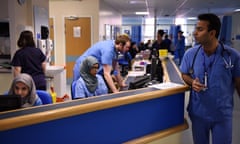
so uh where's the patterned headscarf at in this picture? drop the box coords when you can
[8,73,38,107]
[79,56,99,93]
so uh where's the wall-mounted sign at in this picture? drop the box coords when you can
[73,26,81,38]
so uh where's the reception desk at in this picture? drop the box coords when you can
[0,58,189,144]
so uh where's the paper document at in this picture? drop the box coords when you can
[149,82,183,89]
[127,71,145,77]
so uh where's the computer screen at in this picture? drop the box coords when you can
[150,56,157,81]
[0,22,10,37]
[146,57,164,82]
[0,95,22,112]
[128,75,151,90]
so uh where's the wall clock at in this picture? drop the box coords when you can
[18,0,25,5]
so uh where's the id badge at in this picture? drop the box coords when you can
[202,72,208,91]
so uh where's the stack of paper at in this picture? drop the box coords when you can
[149,82,183,89]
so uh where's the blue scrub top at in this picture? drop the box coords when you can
[74,74,108,99]
[180,44,240,121]
[73,40,117,81]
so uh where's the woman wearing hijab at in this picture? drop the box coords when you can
[8,73,42,107]
[74,56,108,99]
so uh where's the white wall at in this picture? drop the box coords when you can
[0,0,48,94]
[99,0,122,41]
[0,1,8,18]
[49,0,99,65]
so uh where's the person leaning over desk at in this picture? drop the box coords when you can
[74,56,108,99]
[179,13,240,144]
[8,73,42,108]
[11,30,47,90]
[73,34,131,93]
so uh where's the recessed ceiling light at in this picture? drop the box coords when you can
[187,17,197,20]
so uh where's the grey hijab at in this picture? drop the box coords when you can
[80,56,99,93]
[8,73,38,107]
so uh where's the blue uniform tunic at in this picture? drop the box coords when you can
[74,74,108,98]
[180,44,240,144]
[73,40,117,81]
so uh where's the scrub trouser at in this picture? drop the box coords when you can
[190,115,232,144]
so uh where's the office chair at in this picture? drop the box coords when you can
[36,90,53,104]
[71,81,77,100]
[3,90,53,105]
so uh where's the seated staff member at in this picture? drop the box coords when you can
[74,56,108,99]
[73,34,131,93]
[8,73,42,108]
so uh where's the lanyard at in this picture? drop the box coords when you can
[201,50,216,90]
[202,50,216,73]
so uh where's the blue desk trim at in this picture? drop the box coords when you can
[0,93,185,144]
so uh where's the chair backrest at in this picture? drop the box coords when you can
[36,90,53,104]
[71,81,77,100]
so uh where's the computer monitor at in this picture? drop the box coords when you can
[150,56,157,81]
[128,75,151,90]
[0,22,10,37]
[0,95,22,112]
[146,56,164,83]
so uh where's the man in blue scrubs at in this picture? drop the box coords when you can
[73,34,131,93]
[180,13,240,144]
[175,30,185,65]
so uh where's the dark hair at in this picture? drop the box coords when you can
[115,34,130,46]
[198,13,221,38]
[131,41,136,46]
[157,29,165,37]
[17,30,36,48]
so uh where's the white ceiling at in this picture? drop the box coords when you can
[102,0,240,18]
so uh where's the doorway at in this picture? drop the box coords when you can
[65,17,91,84]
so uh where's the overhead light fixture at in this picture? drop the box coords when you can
[234,9,240,12]
[135,12,149,15]
[129,0,145,4]
[187,17,197,20]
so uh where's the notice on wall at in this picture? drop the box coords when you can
[73,26,81,38]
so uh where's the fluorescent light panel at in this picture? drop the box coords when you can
[135,12,149,15]
[129,0,145,4]
[187,17,197,20]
